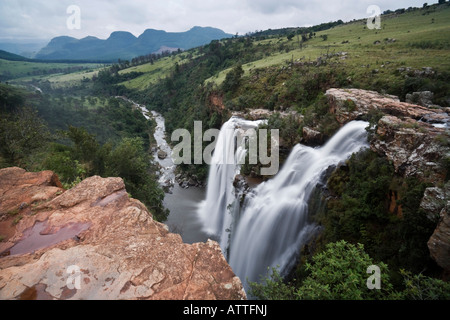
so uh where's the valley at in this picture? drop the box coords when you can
[0,2,449,301]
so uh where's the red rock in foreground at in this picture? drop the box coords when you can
[0,168,246,300]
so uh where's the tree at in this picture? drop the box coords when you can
[296,241,395,300]
[222,64,244,93]
[105,137,168,222]
[0,107,50,166]
[249,240,396,300]
[65,126,99,164]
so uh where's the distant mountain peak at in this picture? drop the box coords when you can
[36,27,233,61]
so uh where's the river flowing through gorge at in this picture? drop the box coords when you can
[131,98,370,291]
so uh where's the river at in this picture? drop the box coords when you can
[121,97,210,244]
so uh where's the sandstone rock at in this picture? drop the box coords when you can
[0,169,246,300]
[239,109,301,121]
[420,185,448,221]
[428,201,450,272]
[0,167,64,220]
[326,88,449,126]
[370,115,448,181]
[405,91,435,108]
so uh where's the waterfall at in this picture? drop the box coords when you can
[198,116,369,290]
[197,116,265,251]
[228,120,369,287]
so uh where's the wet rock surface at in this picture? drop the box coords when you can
[0,168,246,300]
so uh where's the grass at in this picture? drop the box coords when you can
[204,4,450,86]
[119,54,190,90]
[4,4,448,96]
[0,59,103,82]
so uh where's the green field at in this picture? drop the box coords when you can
[205,5,450,86]
[118,54,195,90]
[112,5,450,92]
[0,59,104,83]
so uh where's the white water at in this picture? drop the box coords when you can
[197,116,265,250]
[200,118,370,288]
[115,96,176,189]
[150,110,176,188]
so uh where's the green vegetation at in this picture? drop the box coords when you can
[249,240,450,300]
[1,2,448,299]
[323,149,437,274]
[0,58,103,82]
[0,79,168,222]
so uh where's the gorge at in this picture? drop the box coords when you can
[127,87,450,293]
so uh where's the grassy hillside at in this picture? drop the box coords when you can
[0,58,104,82]
[206,5,450,86]
[117,4,449,94]
[118,54,187,90]
[0,49,30,61]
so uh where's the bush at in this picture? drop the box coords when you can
[296,241,395,300]
[400,270,450,300]
[249,240,396,300]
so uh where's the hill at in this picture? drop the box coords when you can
[0,50,30,62]
[35,27,233,61]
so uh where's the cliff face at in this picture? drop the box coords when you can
[0,167,246,300]
[326,88,450,273]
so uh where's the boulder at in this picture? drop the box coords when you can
[326,88,449,125]
[157,150,168,160]
[302,127,324,146]
[405,91,435,108]
[0,167,64,220]
[420,185,448,221]
[0,168,246,300]
[428,201,450,272]
[370,115,447,182]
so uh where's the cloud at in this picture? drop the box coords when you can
[0,0,434,41]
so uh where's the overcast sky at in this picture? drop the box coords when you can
[0,0,434,42]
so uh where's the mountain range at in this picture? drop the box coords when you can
[34,26,232,61]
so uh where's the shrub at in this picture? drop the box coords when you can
[296,241,395,300]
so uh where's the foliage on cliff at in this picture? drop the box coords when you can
[249,240,450,300]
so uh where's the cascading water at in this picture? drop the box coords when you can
[199,116,370,291]
[197,117,265,251]
[228,120,369,288]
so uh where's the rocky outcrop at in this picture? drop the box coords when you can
[302,127,323,146]
[428,200,450,273]
[405,91,436,108]
[326,88,450,272]
[0,168,246,300]
[232,109,301,121]
[326,88,449,126]
[326,88,449,181]
[0,167,64,220]
[371,115,447,181]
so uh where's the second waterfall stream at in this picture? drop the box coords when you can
[198,117,370,290]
